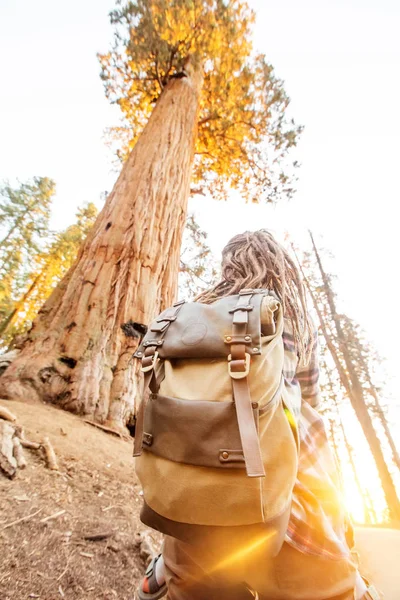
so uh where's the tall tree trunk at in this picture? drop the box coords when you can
[327,417,341,466]
[0,62,203,432]
[309,232,400,524]
[322,357,372,523]
[367,384,400,472]
[348,327,400,473]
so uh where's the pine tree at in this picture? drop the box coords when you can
[319,351,373,523]
[341,315,400,472]
[0,203,98,346]
[179,213,218,298]
[304,233,400,524]
[0,178,55,329]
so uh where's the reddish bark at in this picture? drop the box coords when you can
[0,63,203,432]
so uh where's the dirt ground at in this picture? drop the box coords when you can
[0,399,161,600]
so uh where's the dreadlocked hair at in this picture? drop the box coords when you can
[195,229,314,365]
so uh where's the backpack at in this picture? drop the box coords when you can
[133,289,299,555]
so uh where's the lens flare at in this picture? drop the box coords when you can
[208,530,277,574]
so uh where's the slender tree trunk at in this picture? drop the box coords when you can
[338,412,372,523]
[0,274,42,336]
[349,329,400,472]
[0,203,34,247]
[0,62,203,432]
[309,232,400,524]
[364,490,378,524]
[322,357,372,523]
[367,384,400,472]
[328,418,341,465]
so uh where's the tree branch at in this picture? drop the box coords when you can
[198,112,220,126]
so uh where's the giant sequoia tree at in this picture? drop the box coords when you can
[0,0,301,431]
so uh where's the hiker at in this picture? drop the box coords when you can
[133,230,378,600]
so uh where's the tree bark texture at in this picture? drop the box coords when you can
[309,232,400,524]
[0,64,203,431]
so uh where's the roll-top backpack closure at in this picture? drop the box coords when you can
[133,291,268,360]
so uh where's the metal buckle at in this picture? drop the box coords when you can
[228,306,254,313]
[227,353,250,379]
[141,351,159,373]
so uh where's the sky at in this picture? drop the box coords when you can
[0,0,399,422]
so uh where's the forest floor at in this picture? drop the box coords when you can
[0,399,161,600]
[1,400,399,600]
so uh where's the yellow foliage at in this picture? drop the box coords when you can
[99,0,301,202]
[0,203,98,346]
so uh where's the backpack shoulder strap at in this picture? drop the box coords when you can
[227,290,266,478]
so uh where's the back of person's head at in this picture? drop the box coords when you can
[196,229,313,363]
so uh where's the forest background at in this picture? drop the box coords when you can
[0,0,399,526]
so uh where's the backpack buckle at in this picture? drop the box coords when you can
[141,351,159,373]
[228,353,250,379]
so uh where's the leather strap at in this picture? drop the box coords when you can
[231,377,265,477]
[228,291,266,478]
[133,302,185,456]
[133,369,156,456]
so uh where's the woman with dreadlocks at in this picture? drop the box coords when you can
[136,230,377,600]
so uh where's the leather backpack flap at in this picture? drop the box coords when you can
[158,294,285,407]
[135,292,268,360]
[142,392,263,469]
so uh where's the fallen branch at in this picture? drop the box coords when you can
[84,419,123,438]
[0,414,60,479]
[0,420,17,478]
[56,551,76,582]
[84,531,114,542]
[12,437,27,469]
[20,438,41,450]
[0,405,17,422]
[40,509,66,523]
[41,437,59,470]
[1,508,43,531]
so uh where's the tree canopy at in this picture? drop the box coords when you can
[179,213,218,298]
[99,0,302,203]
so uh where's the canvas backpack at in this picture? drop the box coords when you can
[133,289,299,554]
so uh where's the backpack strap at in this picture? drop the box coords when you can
[133,300,185,457]
[228,290,266,478]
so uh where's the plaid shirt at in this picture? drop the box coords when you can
[282,321,352,560]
